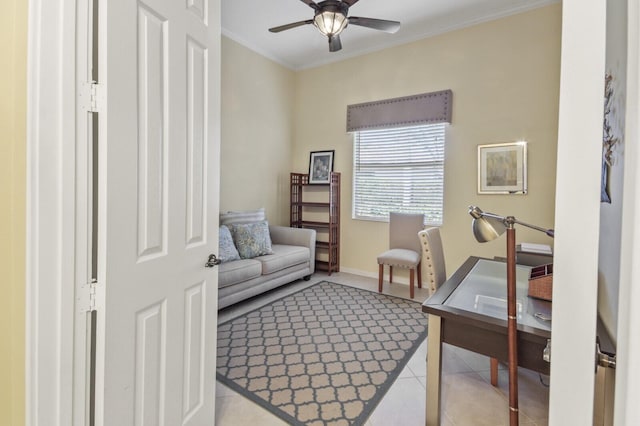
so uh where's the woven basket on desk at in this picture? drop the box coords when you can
[528,263,553,301]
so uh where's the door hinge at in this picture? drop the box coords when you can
[81,278,99,313]
[88,278,98,312]
[81,81,103,113]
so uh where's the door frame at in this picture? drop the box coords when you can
[550,0,640,423]
[549,0,606,423]
[26,0,89,424]
[614,1,640,422]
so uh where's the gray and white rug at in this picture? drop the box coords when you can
[216,281,428,426]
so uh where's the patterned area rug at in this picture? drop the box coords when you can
[216,281,428,426]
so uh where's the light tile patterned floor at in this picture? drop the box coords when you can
[215,271,549,425]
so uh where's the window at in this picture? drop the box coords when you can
[352,123,445,225]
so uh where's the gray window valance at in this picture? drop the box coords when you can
[346,89,453,132]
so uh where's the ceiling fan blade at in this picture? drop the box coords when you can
[299,0,320,10]
[329,35,342,52]
[341,0,360,6]
[348,17,401,33]
[269,19,314,33]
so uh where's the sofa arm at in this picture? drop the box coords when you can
[269,226,316,273]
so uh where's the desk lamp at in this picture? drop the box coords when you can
[468,206,554,426]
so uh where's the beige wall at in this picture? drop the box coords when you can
[0,0,27,424]
[293,4,561,277]
[220,37,296,226]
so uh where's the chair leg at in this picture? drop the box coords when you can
[417,262,422,289]
[490,357,498,386]
[389,266,393,283]
[378,264,383,293]
[409,268,415,299]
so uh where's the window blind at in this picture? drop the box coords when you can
[353,123,445,224]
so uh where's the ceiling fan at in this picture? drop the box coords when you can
[268,0,401,52]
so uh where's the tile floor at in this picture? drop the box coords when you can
[215,271,550,425]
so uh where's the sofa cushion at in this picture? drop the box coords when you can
[256,244,310,275]
[218,259,262,289]
[229,221,274,259]
[218,261,311,309]
[218,225,241,263]
[220,208,266,226]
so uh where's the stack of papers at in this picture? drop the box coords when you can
[518,242,553,255]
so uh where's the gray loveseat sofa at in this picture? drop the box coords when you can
[217,209,316,309]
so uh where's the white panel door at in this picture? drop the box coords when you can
[95,0,220,425]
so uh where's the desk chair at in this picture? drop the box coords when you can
[418,227,446,296]
[419,227,500,384]
[377,212,424,299]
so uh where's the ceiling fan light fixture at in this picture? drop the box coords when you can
[313,9,348,36]
[269,0,401,53]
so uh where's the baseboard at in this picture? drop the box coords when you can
[338,267,412,286]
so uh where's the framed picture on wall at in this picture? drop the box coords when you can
[308,150,335,184]
[478,142,528,194]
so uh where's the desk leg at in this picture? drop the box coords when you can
[490,357,499,386]
[426,314,442,426]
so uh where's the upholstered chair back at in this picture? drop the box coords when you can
[418,227,447,295]
[389,212,424,253]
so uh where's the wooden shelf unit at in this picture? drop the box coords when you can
[290,172,340,275]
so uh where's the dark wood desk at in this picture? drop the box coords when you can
[422,256,551,425]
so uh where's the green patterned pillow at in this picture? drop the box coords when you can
[218,225,241,263]
[229,221,274,259]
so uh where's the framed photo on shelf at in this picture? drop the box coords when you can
[477,141,527,194]
[308,150,335,184]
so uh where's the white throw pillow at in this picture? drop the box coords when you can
[220,208,266,226]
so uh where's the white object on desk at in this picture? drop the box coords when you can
[518,242,553,254]
[474,294,523,318]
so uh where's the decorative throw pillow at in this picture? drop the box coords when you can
[229,221,274,259]
[218,225,241,263]
[220,208,266,226]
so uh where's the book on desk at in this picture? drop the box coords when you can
[516,243,553,266]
